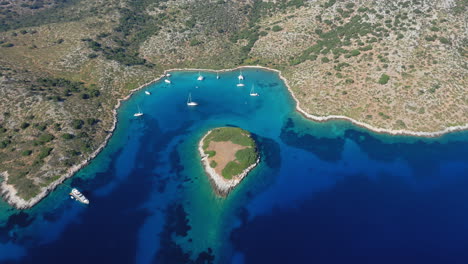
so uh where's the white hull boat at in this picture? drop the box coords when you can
[70,188,89,205]
[187,93,198,106]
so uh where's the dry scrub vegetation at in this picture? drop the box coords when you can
[0,0,466,201]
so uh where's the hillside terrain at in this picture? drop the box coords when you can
[0,0,466,206]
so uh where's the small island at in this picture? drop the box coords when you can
[199,127,259,196]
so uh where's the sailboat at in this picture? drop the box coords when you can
[134,105,143,117]
[236,79,245,87]
[164,78,171,84]
[250,85,259,96]
[238,70,244,81]
[166,73,171,77]
[187,93,198,106]
[216,72,220,79]
[145,90,151,95]
[197,72,204,81]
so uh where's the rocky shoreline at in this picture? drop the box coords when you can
[0,72,169,209]
[198,130,259,197]
[1,65,466,209]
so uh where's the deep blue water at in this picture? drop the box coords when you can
[0,68,468,264]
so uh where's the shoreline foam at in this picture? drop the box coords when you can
[1,65,466,209]
[198,130,259,196]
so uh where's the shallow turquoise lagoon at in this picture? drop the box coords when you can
[1,68,468,264]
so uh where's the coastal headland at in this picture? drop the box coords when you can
[198,127,260,196]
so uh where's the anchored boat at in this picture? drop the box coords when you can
[250,85,259,96]
[238,70,244,81]
[187,93,198,106]
[134,105,143,117]
[197,72,204,81]
[70,188,89,205]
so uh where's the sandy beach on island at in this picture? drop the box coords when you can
[1,65,466,209]
[198,130,260,196]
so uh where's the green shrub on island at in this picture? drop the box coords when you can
[222,148,258,179]
[203,127,255,149]
[206,150,216,157]
[210,160,217,168]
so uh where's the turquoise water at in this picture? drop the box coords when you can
[1,68,468,263]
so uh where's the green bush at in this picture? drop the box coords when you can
[22,150,33,156]
[222,148,258,179]
[189,39,203,46]
[359,45,372,51]
[61,133,75,140]
[272,25,283,32]
[38,147,53,159]
[0,139,11,148]
[378,74,390,85]
[425,35,436,41]
[71,119,84,129]
[20,122,30,129]
[86,118,98,126]
[439,37,450,44]
[206,150,216,157]
[37,133,55,144]
[210,160,217,168]
[350,49,361,56]
[34,123,47,131]
[324,0,336,8]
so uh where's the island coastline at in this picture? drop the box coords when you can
[1,65,466,209]
[198,130,260,197]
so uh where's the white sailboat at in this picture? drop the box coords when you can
[145,90,151,95]
[134,105,143,117]
[166,73,171,77]
[236,79,245,87]
[238,70,244,81]
[250,85,259,96]
[197,72,204,81]
[216,72,220,79]
[164,78,171,84]
[187,93,198,106]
